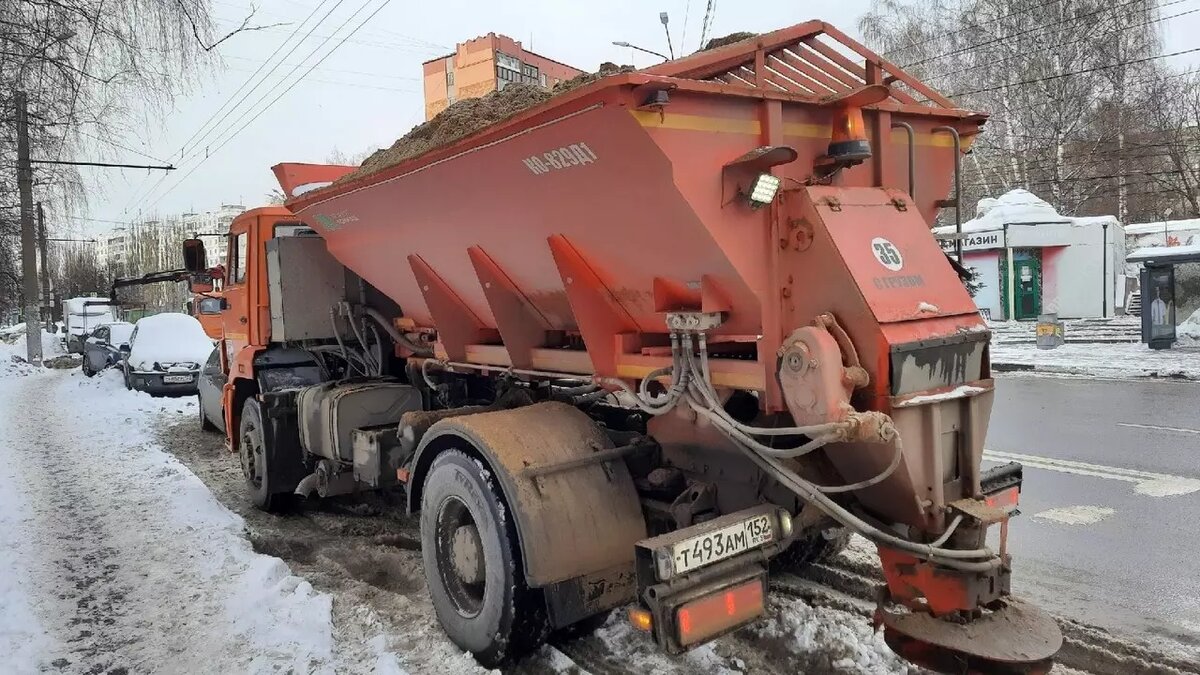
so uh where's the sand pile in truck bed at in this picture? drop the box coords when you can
[702,32,758,51]
[346,64,635,183]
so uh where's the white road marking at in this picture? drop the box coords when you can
[983,449,1200,497]
[1031,505,1115,526]
[1116,422,1200,435]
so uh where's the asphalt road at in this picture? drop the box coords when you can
[985,374,1200,662]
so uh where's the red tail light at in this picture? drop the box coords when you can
[676,577,765,646]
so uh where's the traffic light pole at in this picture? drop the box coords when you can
[16,91,43,365]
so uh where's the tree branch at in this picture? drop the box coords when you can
[174,1,287,52]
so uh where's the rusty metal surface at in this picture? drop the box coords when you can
[543,563,636,628]
[413,402,647,587]
[879,597,1063,666]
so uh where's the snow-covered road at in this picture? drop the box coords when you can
[0,365,336,674]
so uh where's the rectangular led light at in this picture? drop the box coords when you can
[675,577,765,646]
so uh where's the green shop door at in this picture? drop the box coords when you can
[1012,252,1042,320]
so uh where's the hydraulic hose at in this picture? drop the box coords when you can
[690,396,997,570]
[358,305,434,357]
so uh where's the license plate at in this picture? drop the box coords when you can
[671,514,773,575]
[163,374,194,384]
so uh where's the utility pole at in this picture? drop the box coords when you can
[38,202,51,329]
[16,91,43,365]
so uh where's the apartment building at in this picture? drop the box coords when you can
[422,33,582,120]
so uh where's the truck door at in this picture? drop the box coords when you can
[223,223,252,365]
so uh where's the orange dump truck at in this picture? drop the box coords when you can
[182,22,1061,673]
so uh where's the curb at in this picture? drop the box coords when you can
[992,361,1199,381]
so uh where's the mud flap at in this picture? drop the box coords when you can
[261,390,309,494]
[411,402,648,594]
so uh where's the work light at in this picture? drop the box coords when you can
[747,173,781,208]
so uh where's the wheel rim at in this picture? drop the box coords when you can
[435,495,486,618]
[241,423,263,489]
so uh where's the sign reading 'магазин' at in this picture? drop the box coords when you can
[938,230,1004,253]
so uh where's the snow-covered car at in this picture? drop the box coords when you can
[81,321,135,377]
[121,313,215,396]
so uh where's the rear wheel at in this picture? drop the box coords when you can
[420,450,546,667]
[239,398,289,511]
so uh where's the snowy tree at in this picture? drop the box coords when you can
[859,0,1176,223]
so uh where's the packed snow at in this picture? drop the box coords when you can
[0,354,336,674]
[900,384,987,405]
[127,313,215,370]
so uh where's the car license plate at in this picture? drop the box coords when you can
[163,374,194,384]
[671,514,774,575]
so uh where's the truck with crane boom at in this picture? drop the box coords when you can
[180,23,1062,673]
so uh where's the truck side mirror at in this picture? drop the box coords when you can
[183,238,207,273]
[119,343,131,353]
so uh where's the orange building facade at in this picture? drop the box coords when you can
[422,33,583,120]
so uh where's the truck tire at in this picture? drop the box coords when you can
[771,527,851,573]
[199,395,217,432]
[419,449,547,667]
[239,398,289,511]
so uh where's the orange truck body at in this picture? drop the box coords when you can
[201,21,1059,671]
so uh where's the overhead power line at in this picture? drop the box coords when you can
[903,0,1173,69]
[929,4,1200,82]
[144,0,397,211]
[177,0,344,161]
[882,0,1078,59]
[950,47,1200,97]
[121,0,338,214]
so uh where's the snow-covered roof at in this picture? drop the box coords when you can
[129,313,214,370]
[64,297,113,316]
[1125,243,1200,262]
[1125,218,1200,235]
[933,189,1071,235]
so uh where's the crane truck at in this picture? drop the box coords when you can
[181,22,1062,673]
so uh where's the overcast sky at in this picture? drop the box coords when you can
[71,0,1200,238]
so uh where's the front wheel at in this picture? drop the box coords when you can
[239,398,289,511]
[81,360,94,377]
[419,450,546,667]
[123,365,132,390]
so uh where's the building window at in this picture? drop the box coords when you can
[496,52,521,71]
[540,73,547,87]
[446,70,454,86]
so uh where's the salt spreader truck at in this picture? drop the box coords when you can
[181,22,1063,673]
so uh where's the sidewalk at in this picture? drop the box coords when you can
[987,316,1200,379]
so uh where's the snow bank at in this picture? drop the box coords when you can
[128,313,214,370]
[749,595,907,673]
[991,341,1200,379]
[0,367,336,672]
[0,328,66,377]
[1179,308,1200,346]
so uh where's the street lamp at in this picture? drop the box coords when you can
[612,41,669,61]
[660,12,675,60]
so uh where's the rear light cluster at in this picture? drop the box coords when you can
[628,577,766,645]
[677,577,764,646]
